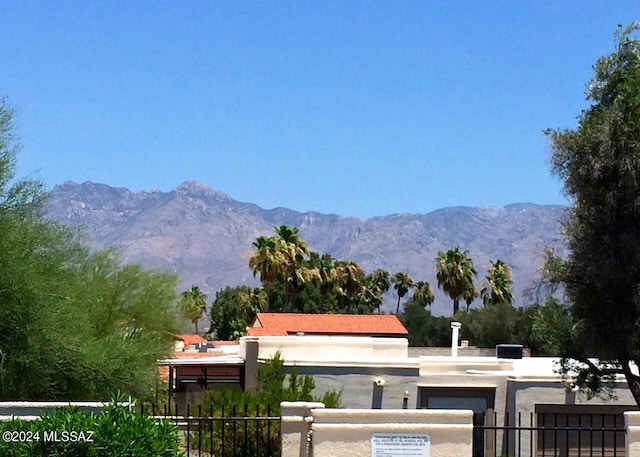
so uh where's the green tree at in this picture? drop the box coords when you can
[0,98,180,401]
[462,284,480,312]
[274,224,309,262]
[209,286,266,340]
[179,286,207,334]
[391,272,414,315]
[411,280,435,308]
[361,269,391,314]
[249,227,321,311]
[481,259,514,306]
[401,304,452,347]
[529,297,575,357]
[249,235,286,289]
[335,261,365,312]
[457,302,523,348]
[546,23,640,404]
[436,247,477,315]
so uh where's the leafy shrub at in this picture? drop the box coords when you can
[188,352,341,457]
[0,399,184,457]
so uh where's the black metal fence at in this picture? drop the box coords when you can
[473,412,626,457]
[140,404,281,457]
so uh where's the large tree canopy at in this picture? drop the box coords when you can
[0,98,181,401]
[546,23,640,405]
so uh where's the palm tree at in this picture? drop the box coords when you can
[462,284,480,312]
[274,225,309,262]
[248,236,287,288]
[237,287,268,323]
[481,259,513,306]
[391,272,414,315]
[412,280,435,308]
[335,261,365,312]
[436,247,477,315]
[179,286,208,334]
[369,269,391,314]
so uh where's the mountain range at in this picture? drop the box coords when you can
[46,180,568,316]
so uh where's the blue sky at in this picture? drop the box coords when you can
[1,2,638,218]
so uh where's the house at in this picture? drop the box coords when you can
[158,321,640,455]
[238,325,637,456]
[246,312,409,337]
[161,319,636,455]
[158,314,408,409]
[158,335,242,407]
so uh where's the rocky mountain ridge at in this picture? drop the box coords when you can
[46,181,568,315]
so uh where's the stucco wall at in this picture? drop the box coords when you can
[311,409,473,457]
[254,335,408,361]
[281,402,473,457]
[295,369,420,409]
[625,411,640,456]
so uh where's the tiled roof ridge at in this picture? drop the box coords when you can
[247,312,408,337]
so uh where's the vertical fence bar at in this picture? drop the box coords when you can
[494,411,498,457]
[233,403,237,455]
[255,404,259,457]
[517,412,522,457]
[506,412,511,457]
[209,404,214,457]
[565,413,569,457]
[589,414,594,457]
[267,404,272,454]
[553,413,558,457]
[542,413,546,457]
[187,404,191,454]
[530,412,534,457]
[613,414,618,457]
[578,414,582,457]
[243,403,248,457]
[222,403,226,456]
[197,404,202,457]
[601,414,605,457]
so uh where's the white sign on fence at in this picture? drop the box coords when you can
[370,433,430,457]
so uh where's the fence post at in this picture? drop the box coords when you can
[281,401,325,457]
[625,411,640,456]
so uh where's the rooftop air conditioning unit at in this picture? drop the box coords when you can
[496,344,523,359]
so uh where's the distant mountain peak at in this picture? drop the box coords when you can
[174,180,230,200]
[45,180,568,314]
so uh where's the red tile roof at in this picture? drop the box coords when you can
[246,313,408,337]
[172,334,207,346]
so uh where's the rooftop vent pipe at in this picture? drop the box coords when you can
[451,322,461,357]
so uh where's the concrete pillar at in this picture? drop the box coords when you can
[625,411,640,457]
[240,336,259,391]
[281,401,326,457]
[451,322,461,357]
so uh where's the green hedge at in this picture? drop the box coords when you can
[0,401,184,457]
